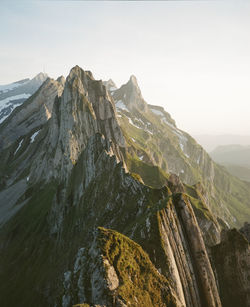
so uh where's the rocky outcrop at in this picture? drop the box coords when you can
[174,194,221,307]
[212,229,250,307]
[240,222,250,242]
[103,79,117,92]
[112,75,148,111]
[137,194,222,307]
[68,227,182,307]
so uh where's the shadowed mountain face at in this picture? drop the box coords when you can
[0,66,249,307]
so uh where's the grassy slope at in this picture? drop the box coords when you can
[219,163,250,182]
[97,227,178,307]
[210,144,250,167]
[117,107,250,227]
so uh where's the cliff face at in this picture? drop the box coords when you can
[212,229,250,307]
[0,66,249,307]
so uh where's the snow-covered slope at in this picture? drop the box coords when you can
[0,73,48,123]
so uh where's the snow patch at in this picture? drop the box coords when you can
[30,130,41,143]
[150,107,175,128]
[161,118,175,128]
[109,86,117,92]
[197,156,201,164]
[150,108,164,117]
[0,81,29,93]
[14,139,23,155]
[0,93,31,112]
[146,217,151,234]
[127,116,153,135]
[128,117,140,129]
[146,129,153,135]
[116,100,129,112]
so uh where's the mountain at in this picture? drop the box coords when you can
[210,145,250,182]
[210,144,250,167]
[0,72,48,124]
[223,164,250,182]
[0,66,249,307]
[111,76,250,227]
[194,134,250,152]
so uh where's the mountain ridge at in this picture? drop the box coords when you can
[0,66,249,307]
[109,75,250,227]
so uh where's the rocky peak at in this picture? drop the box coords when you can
[128,74,139,87]
[112,74,147,112]
[56,75,66,86]
[31,72,48,83]
[67,66,94,84]
[103,79,117,92]
[28,65,126,181]
[168,173,184,193]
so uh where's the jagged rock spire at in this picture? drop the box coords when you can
[103,79,117,92]
[112,74,148,111]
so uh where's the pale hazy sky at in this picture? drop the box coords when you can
[1,0,250,136]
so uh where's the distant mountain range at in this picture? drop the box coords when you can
[194,134,250,152]
[210,144,250,182]
[0,72,48,123]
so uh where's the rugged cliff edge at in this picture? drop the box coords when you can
[0,66,249,307]
[212,229,250,307]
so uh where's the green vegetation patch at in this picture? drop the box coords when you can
[126,154,169,188]
[97,227,178,307]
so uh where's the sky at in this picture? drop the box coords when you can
[1,0,250,137]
